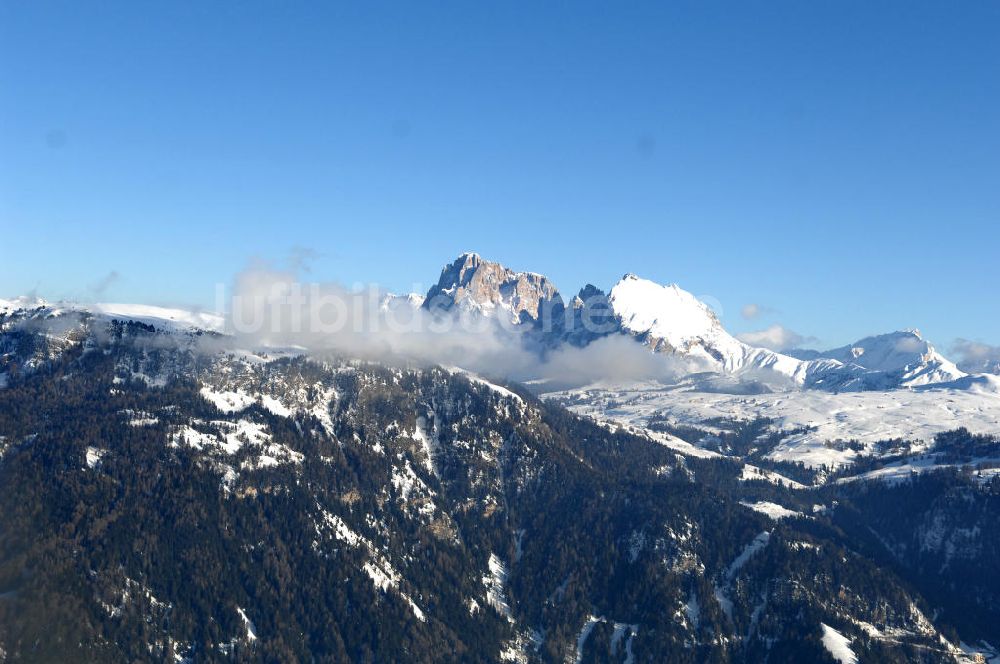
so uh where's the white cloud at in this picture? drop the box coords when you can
[894,335,925,353]
[533,335,693,390]
[952,338,1000,374]
[737,324,814,351]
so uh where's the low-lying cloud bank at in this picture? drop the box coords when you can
[952,338,1000,374]
[221,262,690,389]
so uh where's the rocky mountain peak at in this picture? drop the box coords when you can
[423,253,563,323]
[571,284,607,308]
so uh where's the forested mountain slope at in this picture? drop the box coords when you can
[0,306,996,662]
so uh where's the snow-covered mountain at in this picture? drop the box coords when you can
[606,274,837,387]
[603,274,969,391]
[788,330,966,386]
[415,255,973,393]
[609,274,736,360]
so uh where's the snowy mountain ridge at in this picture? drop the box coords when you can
[604,273,967,391]
[417,255,974,392]
[788,329,965,386]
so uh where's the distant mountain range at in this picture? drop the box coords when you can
[416,252,978,392]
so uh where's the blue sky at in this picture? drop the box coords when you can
[1,1,998,350]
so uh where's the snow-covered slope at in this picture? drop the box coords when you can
[0,298,224,334]
[0,296,47,313]
[94,303,225,333]
[918,373,1000,394]
[543,380,1000,470]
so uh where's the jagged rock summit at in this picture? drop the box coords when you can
[423,252,563,324]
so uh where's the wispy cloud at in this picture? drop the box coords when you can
[952,338,1000,373]
[737,324,815,351]
[90,270,121,296]
[740,303,776,320]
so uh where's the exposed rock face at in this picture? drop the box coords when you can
[564,285,617,347]
[423,252,564,324]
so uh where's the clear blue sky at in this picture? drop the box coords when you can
[1,1,998,349]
